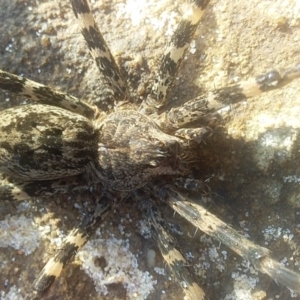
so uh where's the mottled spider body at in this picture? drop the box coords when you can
[0,104,97,181]
[0,0,300,299]
[1,101,188,193]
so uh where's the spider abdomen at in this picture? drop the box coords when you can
[0,104,98,181]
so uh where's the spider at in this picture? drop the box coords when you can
[0,0,300,299]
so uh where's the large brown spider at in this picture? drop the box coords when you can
[0,0,300,300]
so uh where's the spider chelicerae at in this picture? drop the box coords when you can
[0,0,300,298]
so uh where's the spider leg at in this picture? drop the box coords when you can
[174,127,213,145]
[25,192,115,300]
[155,64,300,130]
[150,182,300,294]
[134,191,205,300]
[140,0,210,113]
[0,175,88,202]
[70,0,129,102]
[0,178,31,202]
[0,69,97,118]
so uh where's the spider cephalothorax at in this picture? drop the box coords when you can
[0,0,300,299]
[96,110,188,190]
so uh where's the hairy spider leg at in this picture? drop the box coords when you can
[137,193,205,300]
[154,65,300,133]
[25,193,115,300]
[149,181,300,294]
[0,70,96,119]
[70,0,129,103]
[141,0,210,113]
[0,175,90,202]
